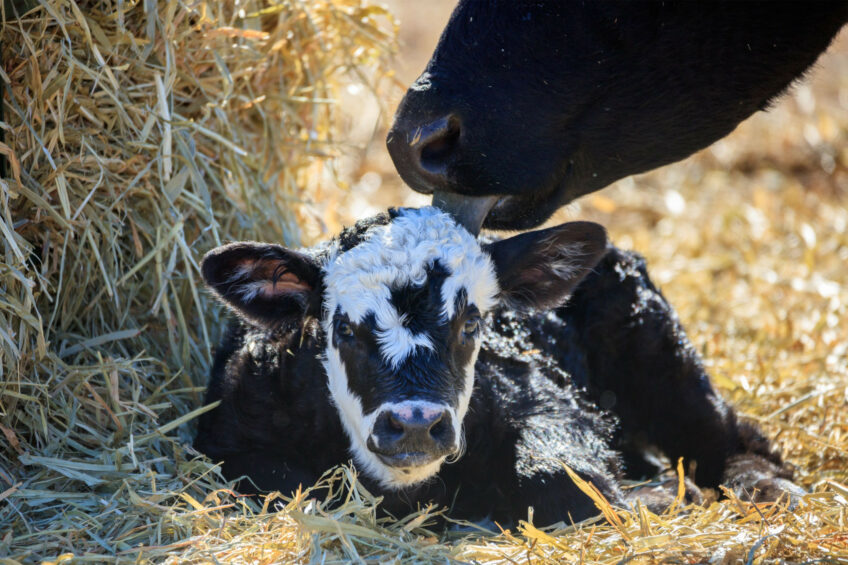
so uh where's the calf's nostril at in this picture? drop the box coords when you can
[371,407,455,458]
[428,416,450,442]
[387,413,405,433]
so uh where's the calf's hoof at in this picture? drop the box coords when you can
[742,477,806,509]
[724,454,806,509]
[626,476,704,514]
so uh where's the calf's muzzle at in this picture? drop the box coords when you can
[367,403,456,467]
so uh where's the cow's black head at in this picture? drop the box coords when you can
[387,1,847,232]
[201,208,606,488]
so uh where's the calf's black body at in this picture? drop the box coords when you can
[195,243,790,525]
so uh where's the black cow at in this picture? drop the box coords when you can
[194,207,797,525]
[387,1,848,232]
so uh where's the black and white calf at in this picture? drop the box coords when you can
[195,207,797,524]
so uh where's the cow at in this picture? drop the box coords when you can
[194,207,798,525]
[386,1,848,233]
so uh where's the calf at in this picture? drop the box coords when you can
[195,207,797,524]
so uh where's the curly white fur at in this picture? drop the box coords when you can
[321,207,498,368]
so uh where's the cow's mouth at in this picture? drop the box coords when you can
[431,192,498,236]
[432,164,578,233]
[433,183,566,234]
[483,193,555,231]
[434,192,554,234]
[367,434,458,471]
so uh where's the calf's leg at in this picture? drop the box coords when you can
[537,246,793,497]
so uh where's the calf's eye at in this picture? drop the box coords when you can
[462,317,480,337]
[337,320,354,338]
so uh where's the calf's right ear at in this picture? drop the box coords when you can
[201,242,323,328]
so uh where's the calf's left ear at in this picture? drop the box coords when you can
[201,242,323,328]
[484,221,607,311]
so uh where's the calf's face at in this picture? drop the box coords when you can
[202,208,606,489]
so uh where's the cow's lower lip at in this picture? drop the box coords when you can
[375,452,437,468]
[483,163,580,231]
[432,192,498,236]
[489,195,512,215]
[481,194,532,229]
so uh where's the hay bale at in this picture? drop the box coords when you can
[0,0,395,560]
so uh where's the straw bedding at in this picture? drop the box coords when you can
[2,0,847,562]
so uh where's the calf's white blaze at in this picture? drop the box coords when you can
[319,207,499,489]
[322,207,499,367]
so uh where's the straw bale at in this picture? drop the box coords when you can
[0,0,395,561]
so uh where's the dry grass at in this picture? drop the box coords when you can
[2,0,847,563]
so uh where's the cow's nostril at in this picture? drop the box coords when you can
[418,115,461,174]
[387,111,464,193]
